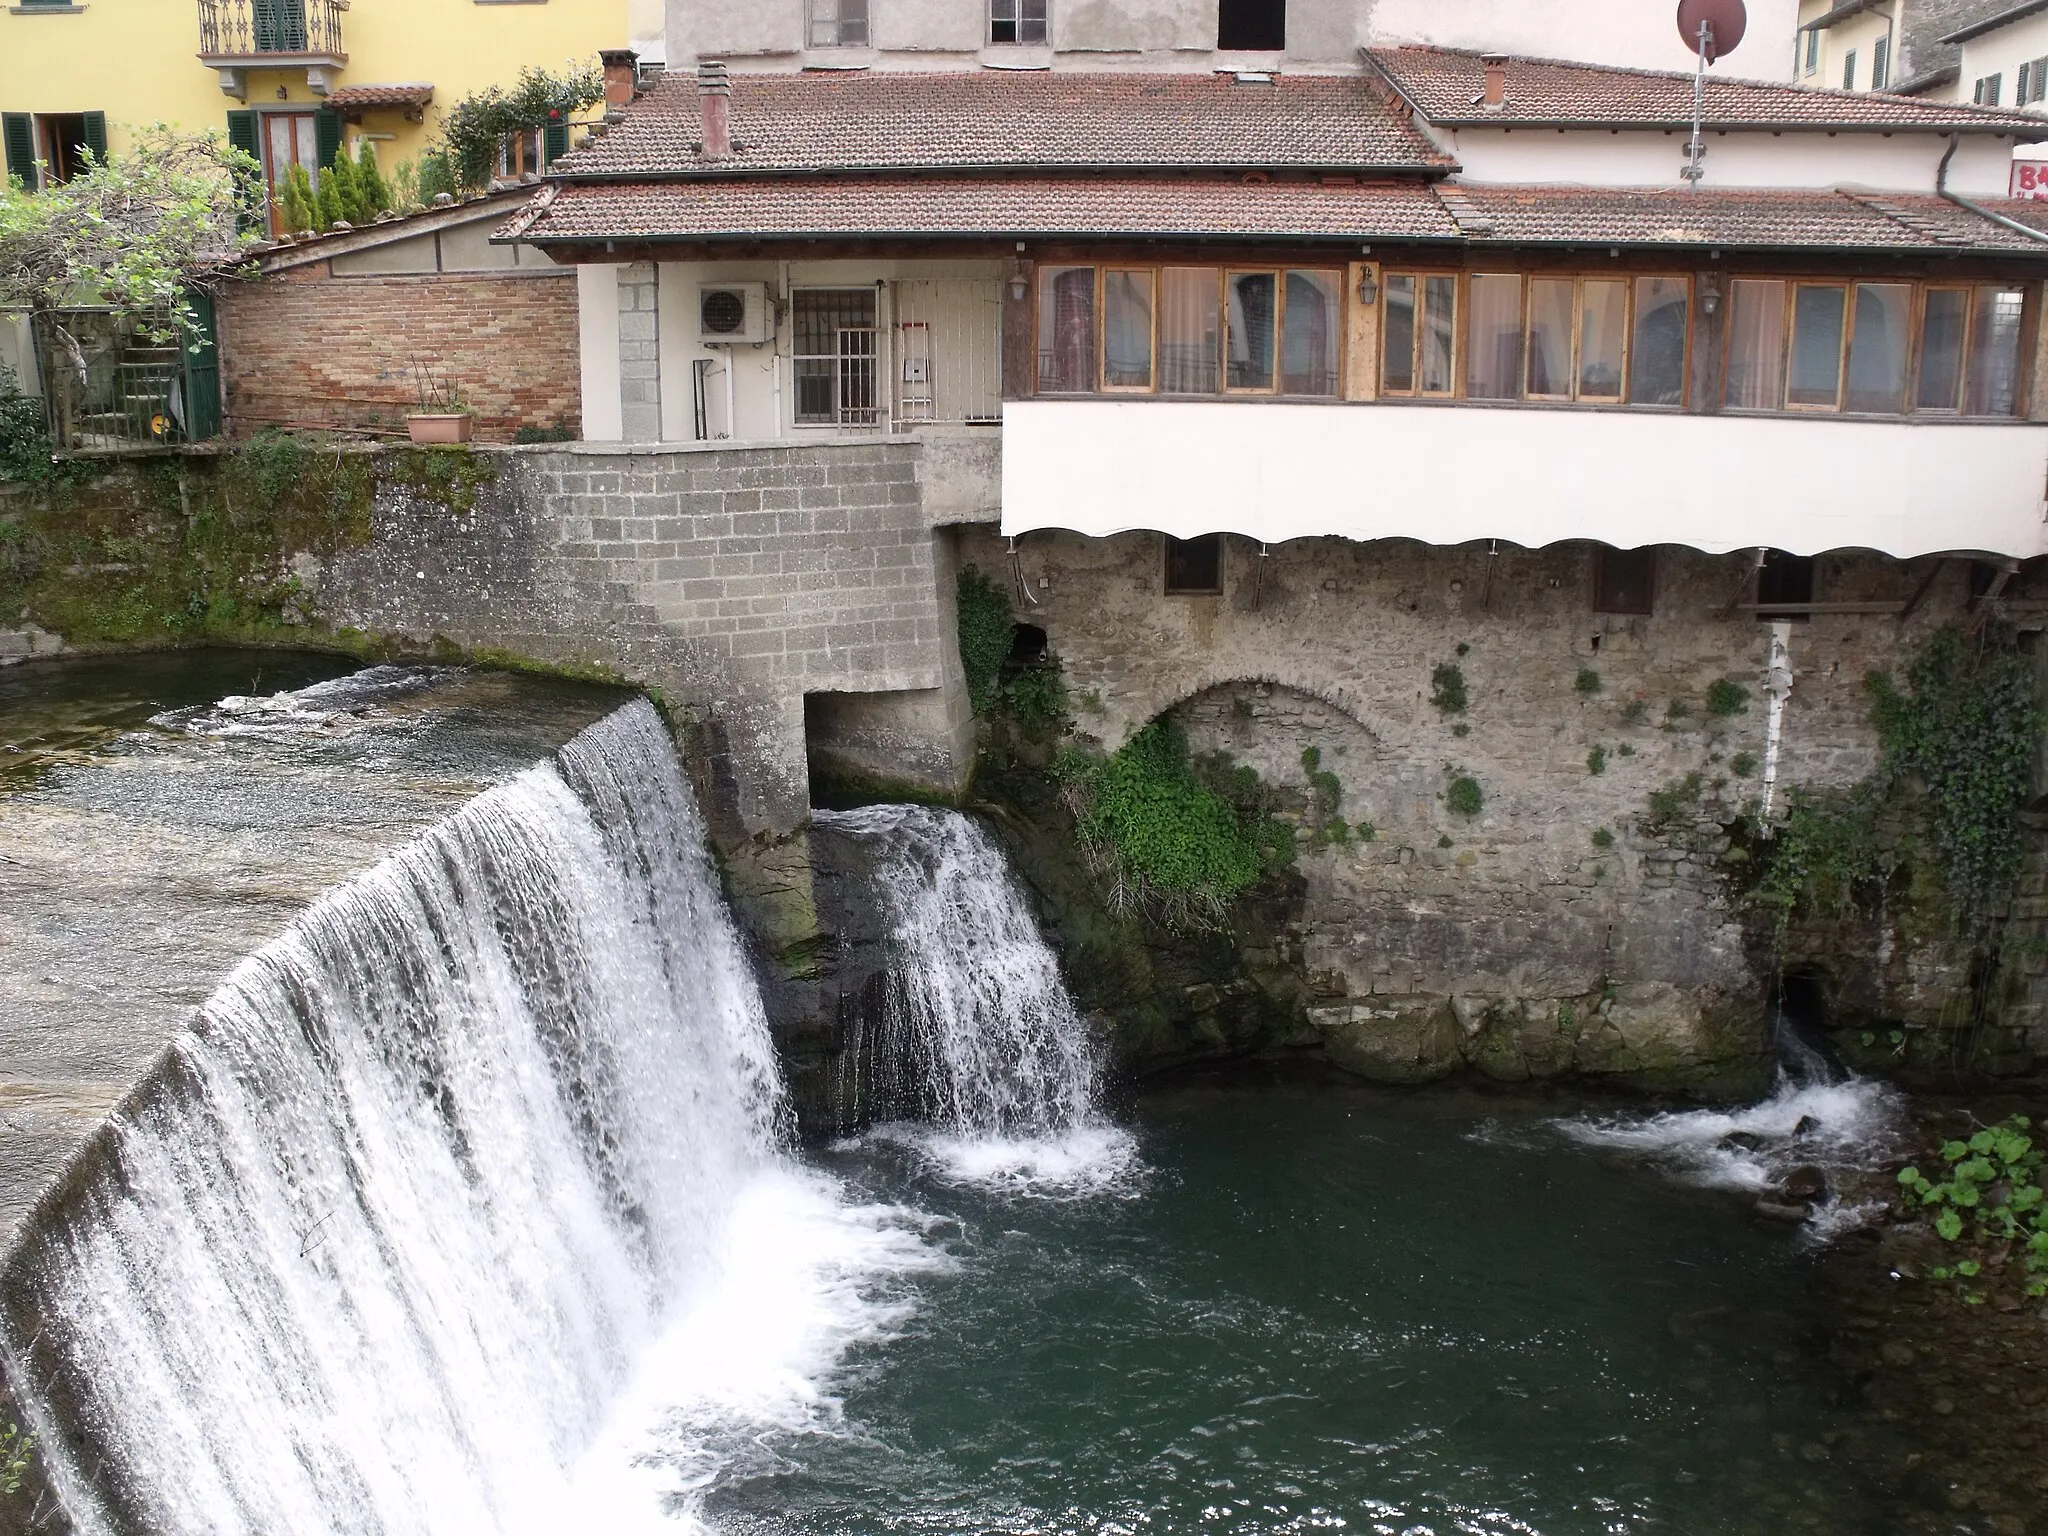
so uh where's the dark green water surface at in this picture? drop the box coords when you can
[729,1074,1877,1536]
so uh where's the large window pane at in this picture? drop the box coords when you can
[1421,275,1456,394]
[1787,284,1846,408]
[1723,279,1786,409]
[1382,273,1416,394]
[1844,282,1910,414]
[1160,267,1220,394]
[1966,286,2026,417]
[1916,288,1969,411]
[793,288,878,425]
[1037,266,1096,393]
[1226,271,1277,390]
[1281,270,1340,396]
[1525,277,1574,398]
[1578,279,1628,400]
[1465,274,1521,400]
[1103,270,1154,389]
[1629,276,1687,406]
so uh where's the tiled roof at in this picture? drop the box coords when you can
[324,82,435,110]
[509,177,1461,242]
[547,69,1456,178]
[1368,45,2048,134]
[1442,184,2048,251]
[502,175,2048,255]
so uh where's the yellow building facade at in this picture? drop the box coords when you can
[3,0,661,221]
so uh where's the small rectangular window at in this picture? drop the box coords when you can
[1594,547,1656,616]
[1464,273,1521,400]
[1165,533,1224,595]
[1872,36,1889,89]
[809,0,869,47]
[792,288,879,426]
[1966,286,2026,417]
[1757,550,1816,610]
[1216,0,1285,50]
[1578,279,1628,400]
[990,0,1048,44]
[1160,267,1221,394]
[1037,266,1096,394]
[2021,61,2033,103]
[1421,275,1456,395]
[1916,287,1970,411]
[1787,284,1847,409]
[1226,271,1278,391]
[1803,28,1818,74]
[1844,282,1911,413]
[1524,277,1574,399]
[1629,276,1688,407]
[1382,273,1416,394]
[1843,49,1856,90]
[1975,72,2003,106]
[1102,269,1153,390]
[1382,272,1455,397]
[1281,270,1341,396]
[1723,278,1787,410]
[2033,56,2048,102]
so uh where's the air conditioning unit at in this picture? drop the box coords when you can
[696,282,770,345]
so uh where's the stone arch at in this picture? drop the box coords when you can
[1109,665,1401,755]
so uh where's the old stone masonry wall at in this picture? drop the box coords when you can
[964,526,2023,1089]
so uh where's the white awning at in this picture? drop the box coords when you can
[999,400,2048,560]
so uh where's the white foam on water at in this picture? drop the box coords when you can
[814,804,1136,1198]
[153,663,451,737]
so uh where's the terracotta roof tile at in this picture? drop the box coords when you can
[324,82,436,110]
[510,176,1461,242]
[549,70,1455,178]
[503,176,2048,256]
[1368,45,2048,134]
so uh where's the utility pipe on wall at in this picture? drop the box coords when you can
[1759,620,1794,820]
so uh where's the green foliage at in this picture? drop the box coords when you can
[1455,641,1471,658]
[1003,658,1070,742]
[349,141,392,223]
[237,427,305,503]
[0,1422,32,1498]
[1645,771,1703,827]
[1437,833,1454,849]
[1592,826,1615,849]
[1617,742,1635,757]
[0,363,71,486]
[1068,719,1288,922]
[324,149,358,225]
[1869,630,2043,930]
[1431,661,1468,716]
[1586,744,1607,776]
[512,422,576,444]
[1731,750,1759,779]
[278,163,316,234]
[1619,699,1649,725]
[1750,784,1887,927]
[955,566,1014,716]
[437,63,605,191]
[1706,678,1751,717]
[1665,697,1693,724]
[0,124,262,344]
[1575,666,1602,696]
[313,160,345,232]
[1899,1117,2048,1301]
[416,152,458,204]
[1301,743,1349,847]
[1445,774,1483,817]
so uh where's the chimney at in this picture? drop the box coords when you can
[1481,54,1507,111]
[698,59,732,161]
[600,48,640,110]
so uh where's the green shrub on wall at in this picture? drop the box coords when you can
[956,566,1015,716]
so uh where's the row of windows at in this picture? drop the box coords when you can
[1373,270,2028,418]
[1797,29,1889,90]
[1038,265,1345,398]
[1158,534,1819,616]
[1969,66,2048,107]
[805,0,1284,48]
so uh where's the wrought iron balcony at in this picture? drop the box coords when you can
[198,0,347,64]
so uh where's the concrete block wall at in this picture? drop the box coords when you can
[217,266,580,440]
[616,263,663,445]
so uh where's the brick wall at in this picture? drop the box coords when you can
[217,266,580,442]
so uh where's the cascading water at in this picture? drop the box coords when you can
[815,804,1135,1193]
[0,698,925,1536]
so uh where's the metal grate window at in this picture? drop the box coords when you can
[990,0,1047,44]
[793,288,880,427]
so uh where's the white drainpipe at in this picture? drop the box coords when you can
[1760,620,1794,819]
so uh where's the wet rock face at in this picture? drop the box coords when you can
[1313,996,1461,1085]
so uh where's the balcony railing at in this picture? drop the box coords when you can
[197,0,346,61]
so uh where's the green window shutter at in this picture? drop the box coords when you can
[4,113,36,187]
[543,112,568,165]
[81,110,107,163]
[314,107,342,169]
[225,109,262,232]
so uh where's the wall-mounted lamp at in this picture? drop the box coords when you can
[1009,260,1029,302]
[1355,266,1378,306]
[1700,272,1722,316]
[275,85,290,100]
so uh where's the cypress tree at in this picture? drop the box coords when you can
[325,149,360,224]
[313,163,343,230]
[353,141,391,219]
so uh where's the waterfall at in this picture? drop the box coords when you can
[815,805,1133,1193]
[0,699,825,1536]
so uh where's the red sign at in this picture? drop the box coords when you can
[2011,160,2048,199]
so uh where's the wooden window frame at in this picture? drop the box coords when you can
[1627,273,1694,410]
[1223,268,1281,395]
[1099,267,1156,394]
[1784,281,1850,413]
[1379,269,1459,399]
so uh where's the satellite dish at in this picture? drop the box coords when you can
[1677,0,1746,62]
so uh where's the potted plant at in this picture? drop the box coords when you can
[406,360,473,444]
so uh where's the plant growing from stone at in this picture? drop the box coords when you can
[1430,662,1468,716]
[1731,751,1758,778]
[1586,745,1607,775]
[1706,678,1751,717]
[1898,1116,2048,1301]
[1575,666,1602,695]
[1592,827,1615,849]
[1445,774,1482,817]
[1619,699,1649,725]
[955,566,1015,716]
[0,1422,33,1498]
[1644,771,1703,827]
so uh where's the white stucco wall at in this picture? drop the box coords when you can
[1365,0,1798,78]
[1439,125,2017,195]
[1959,11,2048,111]
[1001,399,2048,558]
[577,264,624,444]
